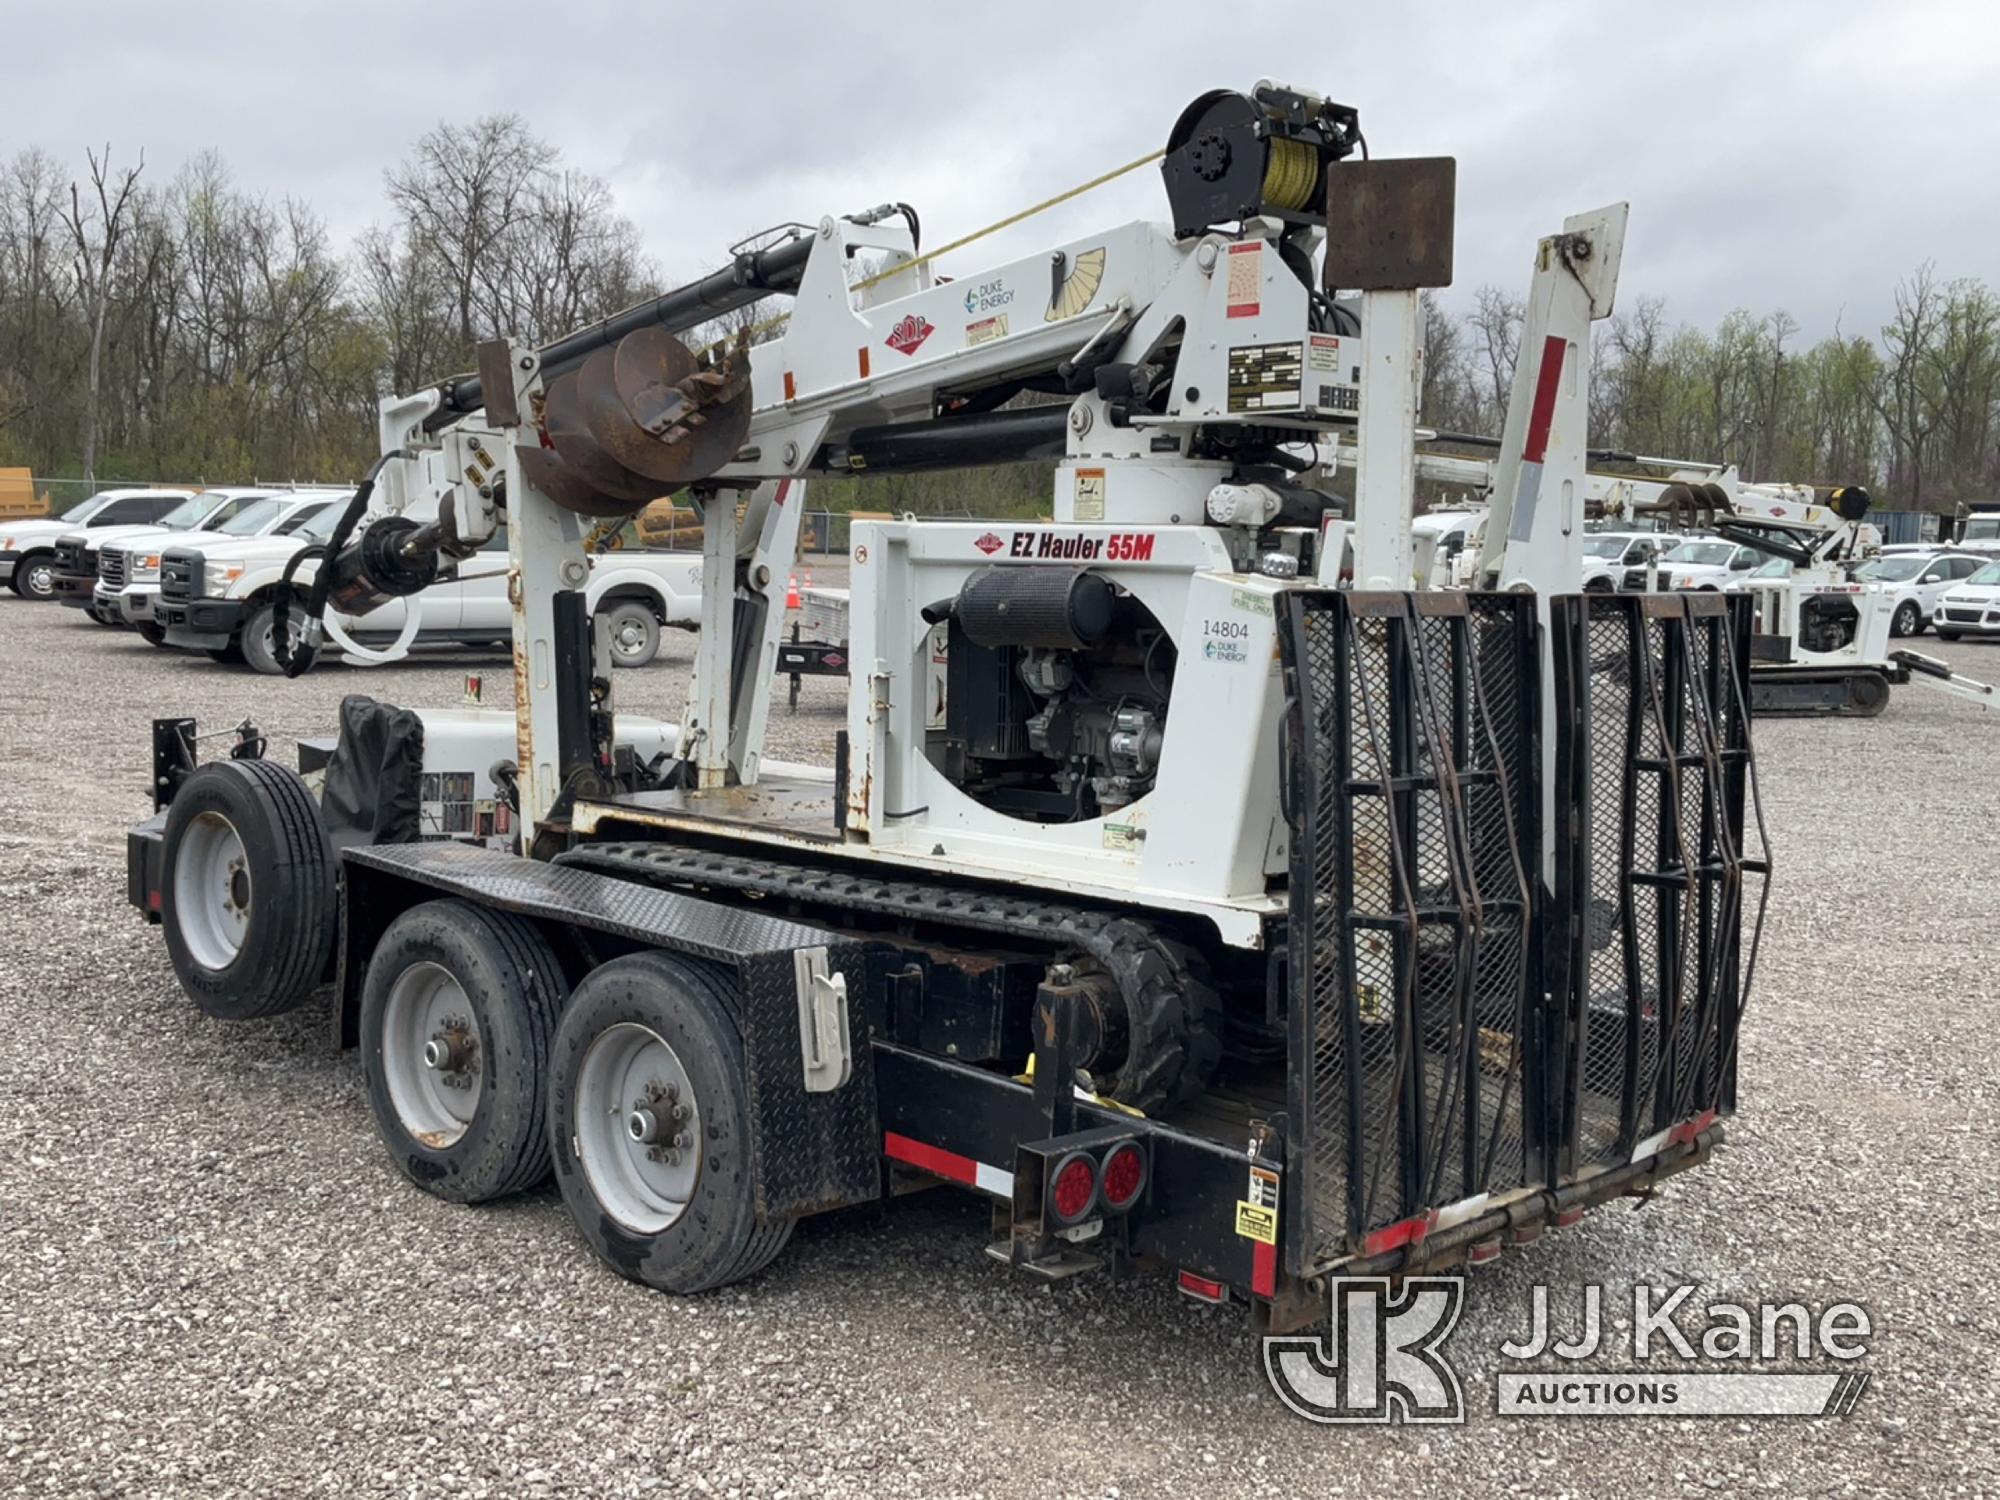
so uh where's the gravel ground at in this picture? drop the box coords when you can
[2,587,1997,1499]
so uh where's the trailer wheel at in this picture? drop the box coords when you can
[360,900,566,1203]
[160,759,335,1020]
[548,951,793,1293]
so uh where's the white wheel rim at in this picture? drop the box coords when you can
[574,1022,700,1233]
[24,562,52,597]
[610,612,650,662]
[173,811,251,970]
[381,960,483,1148]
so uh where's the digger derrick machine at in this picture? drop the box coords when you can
[126,83,1769,1325]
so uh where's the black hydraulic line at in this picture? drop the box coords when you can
[833,406,1071,474]
[273,449,400,678]
[427,232,819,428]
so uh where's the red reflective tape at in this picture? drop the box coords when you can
[882,1131,977,1187]
[1361,1211,1438,1258]
[1252,1239,1278,1298]
[1520,334,1567,465]
[1669,1108,1720,1147]
[1179,1270,1228,1303]
[146,888,161,912]
[772,479,791,508]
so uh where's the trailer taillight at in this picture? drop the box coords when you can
[1050,1152,1097,1225]
[1099,1142,1146,1211]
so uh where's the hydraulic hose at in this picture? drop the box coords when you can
[273,450,402,679]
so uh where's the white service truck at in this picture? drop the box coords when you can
[95,491,348,641]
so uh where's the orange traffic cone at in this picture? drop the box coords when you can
[786,572,800,609]
[803,566,814,590]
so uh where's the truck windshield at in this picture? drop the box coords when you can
[1583,537,1627,557]
[1964,516,2000,542]
[59,495,115,523]
[1971,562,2000,587]
[216,499,287,536]
[295,505,347,543]
[161,493,226,529]
[1663,541,1736,566]
[1857,557,1928,582]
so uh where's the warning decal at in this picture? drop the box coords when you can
[1073,467,1106,521]
[1236,1163,1279,1244]
[1225,241,1262,318]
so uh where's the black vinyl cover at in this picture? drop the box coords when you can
[319,695,425,853]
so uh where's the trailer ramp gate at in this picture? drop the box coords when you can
[1552,593,1768,1180]
[1279,591,1765,1276]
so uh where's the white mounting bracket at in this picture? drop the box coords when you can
[794,947,852,1093]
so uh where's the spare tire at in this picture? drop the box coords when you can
[160,758,336,1020]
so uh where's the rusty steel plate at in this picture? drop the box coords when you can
[1323,156,1457,291]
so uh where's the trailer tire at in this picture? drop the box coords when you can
[160,759,335,1020]
[548,951,794,1293]
[361,900,566,1203]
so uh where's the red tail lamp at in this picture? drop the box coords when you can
[1099,1141,1147,1211]
[1049,1152,1098,1225]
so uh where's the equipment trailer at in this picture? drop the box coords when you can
[126,84,1767,1328]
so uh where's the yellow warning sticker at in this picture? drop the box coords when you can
[1235,1200,1277,1245]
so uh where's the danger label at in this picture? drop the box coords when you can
[1226,241,1262,318]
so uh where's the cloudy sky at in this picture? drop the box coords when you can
[11,1,1996,342]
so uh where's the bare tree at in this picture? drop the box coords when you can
[61,145,145,481]
[1467,286,1524,431]
[1872,264,1946,508]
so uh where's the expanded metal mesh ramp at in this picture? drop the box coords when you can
[1278,590,1766,1274]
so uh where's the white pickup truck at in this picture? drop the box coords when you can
[156,508,703,673]
[94,491,347,641]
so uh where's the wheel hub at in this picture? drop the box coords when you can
[173,812,252,970]
[575,1023,701,1232]
[382,963,484,1145]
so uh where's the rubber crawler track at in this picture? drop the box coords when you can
[556,843,1226,1113]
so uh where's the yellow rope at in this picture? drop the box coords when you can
[702,146,1167,355]
[850,146,1166,294]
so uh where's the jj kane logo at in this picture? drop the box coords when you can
[1264,1278,1465,1425]
[885,314,934,356]
[1264,1280,1876,1424]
